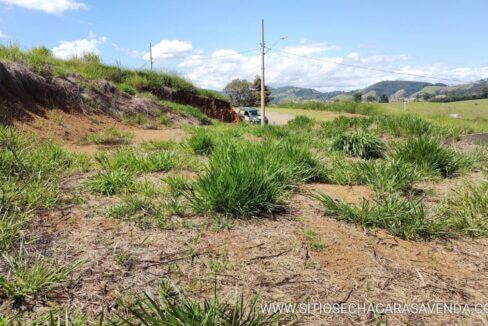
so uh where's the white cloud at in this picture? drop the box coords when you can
[112,43,144,58]
[175,44,488,91]
[0,0,86,14]
[0,31,8,39]
[282,43,340,55]
[143,40,193,61]
[52,33,107,60]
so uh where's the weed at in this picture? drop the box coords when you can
[187,131,215,155]
[288,115,315,129]
[353,159,423,194]
[107,196,169,228]
[189,140,322,217]
[314,193,446,240]
[96,148,179,173]
[392,136,472,177]
[304,228,325,252]
[0,254,79,300]
[441,182,488,237]
[84,169,135,195]
[82,128,134,145]
[116,280,279,325]
[331,131,385,159]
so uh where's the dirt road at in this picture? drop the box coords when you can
[265,111,295,125]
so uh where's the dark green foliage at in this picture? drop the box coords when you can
[392,136,471,177]
[331,132,385,159]
[315,193,446,240]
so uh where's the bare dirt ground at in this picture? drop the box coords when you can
[8,174,486,325]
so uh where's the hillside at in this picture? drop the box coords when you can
[411,79,488,102]
[270,86,344,103]
[270,80,440,103]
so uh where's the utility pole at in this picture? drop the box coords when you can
[149,42,153,71]
[260,19,266,126]
[403,99,407,112]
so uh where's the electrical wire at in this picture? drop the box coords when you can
[275,49,465,84]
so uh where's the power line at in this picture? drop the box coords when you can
[151,48,260,64]
[275,49,466,84]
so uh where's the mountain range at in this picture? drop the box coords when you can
[269,80,488,103]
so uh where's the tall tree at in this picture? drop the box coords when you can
[223,79,256,107]
[353,92,362,103]
[252,75,272,106]
[379,94,389,103]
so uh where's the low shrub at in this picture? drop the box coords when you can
[331,131,385,159]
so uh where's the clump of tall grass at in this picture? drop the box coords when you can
[392,136,472,177]
[372,115,441,137]
[84,170,135,195]
[249,125,290,140]
[314,193,446,240]
[441,182,488,237]
[330,131,385,159]
[316,116,371,138]
[187,131,216,155]
[0,254,80,300]
[116,280,280,325]
[188,140,323,217]
[107,196,168,228]
[353,160,423,194]
[82,128,134,145]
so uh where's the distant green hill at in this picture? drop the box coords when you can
[270,86,344,103]
[411,79,488,102]
[270,81,439,103]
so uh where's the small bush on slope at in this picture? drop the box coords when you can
[187,131,216,155]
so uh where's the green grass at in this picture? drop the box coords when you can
[188,139,323,217]
[82,128,134,145]
[391,136,473,177]
[275,101,380,115]
[0,126,85,253]
[84,169,135,195]
[330,131,385,159]
[116,280,280,325]
[315,193,446,240]
[107,196,169,229]
[96,148,180,173]
[161,101,211,124]
[441,182,488,237]
[187,130,216,155]
[378,99,488,132]
[0,254,79,300]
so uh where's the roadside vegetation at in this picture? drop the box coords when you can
[0,44,226,102]
[1,87,486,323]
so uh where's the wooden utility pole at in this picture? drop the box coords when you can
[260,19,266,126]
[149,42,153,71]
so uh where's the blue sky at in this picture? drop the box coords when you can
[1,0,487,91]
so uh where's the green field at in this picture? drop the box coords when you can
[379,99,488,132]
[270,99,488,132]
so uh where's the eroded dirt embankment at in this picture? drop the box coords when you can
[0,61,237,126]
